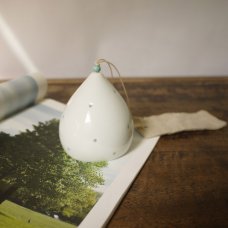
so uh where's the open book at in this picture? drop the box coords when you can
[0,74,159,227]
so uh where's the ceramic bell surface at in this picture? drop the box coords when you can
[59,72,134,162]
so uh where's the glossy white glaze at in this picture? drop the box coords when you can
[59,72,134,162]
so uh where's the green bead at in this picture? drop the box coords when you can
[93,64,101,72]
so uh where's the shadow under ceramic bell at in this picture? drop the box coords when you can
[59,70,134,162]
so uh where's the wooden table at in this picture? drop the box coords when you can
[48,77,228,227]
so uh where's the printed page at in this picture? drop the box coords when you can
[0,99,159,227]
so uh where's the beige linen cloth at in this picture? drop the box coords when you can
[134,110,227,138]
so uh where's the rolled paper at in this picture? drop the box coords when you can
[0,73,47,120]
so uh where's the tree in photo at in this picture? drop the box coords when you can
[0,119,107,225]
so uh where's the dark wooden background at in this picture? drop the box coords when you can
[48,77,228,227]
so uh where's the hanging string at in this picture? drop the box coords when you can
[93,59,130,107]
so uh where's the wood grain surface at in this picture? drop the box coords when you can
[48,77,228,228]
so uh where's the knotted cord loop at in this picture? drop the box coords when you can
[93,59,130,107]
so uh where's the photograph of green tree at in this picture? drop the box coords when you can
[0,118,107,227]
[0,99,159,227]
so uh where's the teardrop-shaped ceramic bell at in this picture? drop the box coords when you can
[59,72,134,162]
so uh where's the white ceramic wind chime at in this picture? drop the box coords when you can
[59,59,134,162]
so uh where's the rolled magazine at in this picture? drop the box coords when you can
[0,73,47,120]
